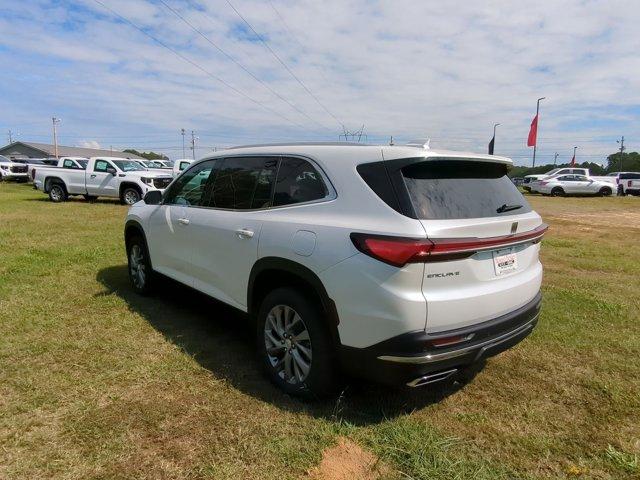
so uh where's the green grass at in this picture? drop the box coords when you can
[1,183,639,479]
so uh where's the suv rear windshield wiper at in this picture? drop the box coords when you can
[496,203,522,213]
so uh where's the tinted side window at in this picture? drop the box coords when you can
[94,160,110,172]
[273,157,328,207]
[165,160,216,206]
[206,157,277,209]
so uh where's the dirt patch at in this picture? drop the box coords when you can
[306,437,392,480]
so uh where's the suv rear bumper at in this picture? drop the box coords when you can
[338,291,541,387]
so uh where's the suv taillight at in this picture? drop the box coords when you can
[350,224,548,267]
[629,180,633,187]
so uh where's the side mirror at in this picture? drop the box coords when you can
[143,190,162,205]
[106,166,117,176]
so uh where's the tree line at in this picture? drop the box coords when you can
[123,149,169,161]
[509,151,640,177]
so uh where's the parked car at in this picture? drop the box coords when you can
[617,172,640,196]
[522,174,545,192]
[124,143,546,397]
[0,155,29,182]
[536,174,613,196]
[132,159,171,172]
[34,157,173,205]
[528,167,615,193]
[172,158,193,177]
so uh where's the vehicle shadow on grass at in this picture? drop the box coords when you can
[96,265,481,425]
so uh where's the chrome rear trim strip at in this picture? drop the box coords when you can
[378,316,537,365]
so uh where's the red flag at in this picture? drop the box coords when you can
[570,153,575,166]
[527,114,538,147]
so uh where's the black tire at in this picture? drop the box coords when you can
[256,287,337,399]
[121,186,141,205]
[126,235,154,295]
[48,182,68,202]
[599,187,612,197]
[551,187,564,197]
[83,194,98,201]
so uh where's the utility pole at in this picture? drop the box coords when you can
[617,136,625,171]
[190,130,197,160]
[7,130,13,143]
[52,117,61,159]
[554,152,559,165]
[532,97,545,168]
[181,128,186,158]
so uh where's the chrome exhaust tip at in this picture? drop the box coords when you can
[406,368,458,388]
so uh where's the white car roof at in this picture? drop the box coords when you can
[200,142,513,167]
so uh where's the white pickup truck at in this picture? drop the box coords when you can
[34,157,173,205]
[30,157,89,184]
[617,172,640,196]
[172,158,193,177]
[0,155,29,182]
[529,167,616,193]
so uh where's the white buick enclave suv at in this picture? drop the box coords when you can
[124,143,546,398]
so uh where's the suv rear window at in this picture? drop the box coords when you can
[401,160,531,219]
[620,173,640,179]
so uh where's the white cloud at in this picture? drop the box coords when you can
[76,140,101,149]
[0,0,638,163]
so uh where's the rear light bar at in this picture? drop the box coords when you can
[350,224,548,267]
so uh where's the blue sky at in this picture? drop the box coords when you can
[0,0,639,164]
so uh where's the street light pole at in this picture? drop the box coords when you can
[573,146,578,165]
[554,152,559,165]
[181,128,186,158]
[532,97,545,168]
[52,117,61,159]
[616,136,625,171]
[493,123,500,154]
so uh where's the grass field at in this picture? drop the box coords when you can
[1,182,639,479]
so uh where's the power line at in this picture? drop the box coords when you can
[91,0,310,132]
[157,0,331,131]
[223,0,343,127]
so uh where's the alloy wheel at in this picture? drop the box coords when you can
[264,304,312,385]
[50,186,62,201]
[124,189,140,205]
[129,244,146,289]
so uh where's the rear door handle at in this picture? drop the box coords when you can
[90,174,97,178]
[178,218,190,225]
[236,228,254,239]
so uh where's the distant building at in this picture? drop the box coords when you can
[0,141,144,160]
